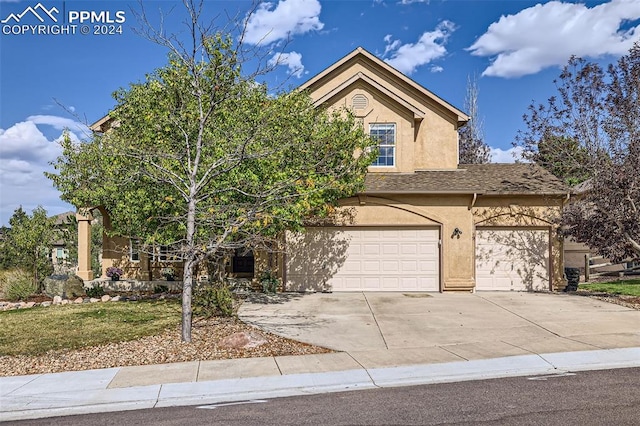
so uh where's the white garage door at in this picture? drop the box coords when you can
[476,228,550,291]
[286,227,439,292]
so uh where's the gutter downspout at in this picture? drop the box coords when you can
[468,193,478,210]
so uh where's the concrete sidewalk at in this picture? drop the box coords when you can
[2,292,640,421]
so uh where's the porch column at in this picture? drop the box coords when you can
[76,210,94,280]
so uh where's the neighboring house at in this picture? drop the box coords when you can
[78,47,569,291]
[50,211,75,267]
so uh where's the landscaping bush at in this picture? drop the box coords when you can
[260,269,280,294]
[153,284,169,294]
[85,283,105,298]
[193,281,235,317]
[0,269,38,301]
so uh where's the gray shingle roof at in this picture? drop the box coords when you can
[364,163,569,195]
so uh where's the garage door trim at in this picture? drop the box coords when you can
[475,226,552,292]
[284,225,442,292]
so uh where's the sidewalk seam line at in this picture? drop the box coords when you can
[1,374,43,396]
[345,352,381,388]
[153,385,162,408]
[363,292,388,350]
[273,357,283,375]
[438,346,469,361]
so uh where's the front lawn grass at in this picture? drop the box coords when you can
[580,279,640,297]
[0,299,181,356]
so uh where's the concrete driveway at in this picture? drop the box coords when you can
[240,292,640,368]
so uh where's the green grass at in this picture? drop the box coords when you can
[580,279,640,297]
[0,299,181,356]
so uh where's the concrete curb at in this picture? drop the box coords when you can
[2,347,640,422]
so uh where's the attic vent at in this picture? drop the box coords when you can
[352,94,368,110]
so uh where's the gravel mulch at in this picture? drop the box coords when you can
[574,290,640,310]
[2,289,637,378]
[0,317,332,377]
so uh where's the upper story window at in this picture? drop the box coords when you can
[370,123,396,167]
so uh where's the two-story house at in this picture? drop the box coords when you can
[79,47,569,292]
[282,48,568,292]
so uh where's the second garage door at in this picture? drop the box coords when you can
[476,228,550,291]
[286,227,440,292]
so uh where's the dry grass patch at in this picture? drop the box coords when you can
[0,299,181,356]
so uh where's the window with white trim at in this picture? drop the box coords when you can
[370,123,395,167]
[129,239,141,262]
[154,245,182,262]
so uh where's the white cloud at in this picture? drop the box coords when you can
[383,34,401,56]
[0,117,77,225]
[0,121,61,162]
[383,20,456,75]
[469,0,640,78]
[27,114,89,136]
[399,0,429,4]
[490,146,524,163]
[269,51,305,78]
[245,0,324,45]
[430,65,443,73]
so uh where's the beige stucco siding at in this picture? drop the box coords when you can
[306,60,461,172]
[338,195,476,291]
[332,194,566,292]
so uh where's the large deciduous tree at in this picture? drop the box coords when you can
[48,2,375,341]
[458,75,490,164]
[515,43,640,261]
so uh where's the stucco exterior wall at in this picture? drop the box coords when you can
[334,194,566,291]
[307,60,460,172]
[339,195,475,291]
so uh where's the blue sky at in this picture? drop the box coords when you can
[1,0,639,225]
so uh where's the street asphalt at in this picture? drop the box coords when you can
[1,291,639,422]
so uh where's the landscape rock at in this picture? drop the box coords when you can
[74,297,84,304]
[111,296,121,302]
[218,331,268,349]
[101,295,111,302]
[43,274,86,298]
[53,296,63,304]
[25,302,36,308]
[89,298,100,303]
[41,301,51,307]
[61,299,70,305]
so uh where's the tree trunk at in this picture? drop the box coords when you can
[181,255,194,342]
[181,196,198,342]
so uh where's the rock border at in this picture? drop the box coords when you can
[0,293,181,311]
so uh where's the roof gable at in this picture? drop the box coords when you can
[299,47,469,126]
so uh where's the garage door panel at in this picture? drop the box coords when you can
[383,244,399,255]
[286,227,439,292]
[420,244,437,255]
[380,261,399,272]
[363,244,381,255]
[400,260,418,272]
[476,229,549,292]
